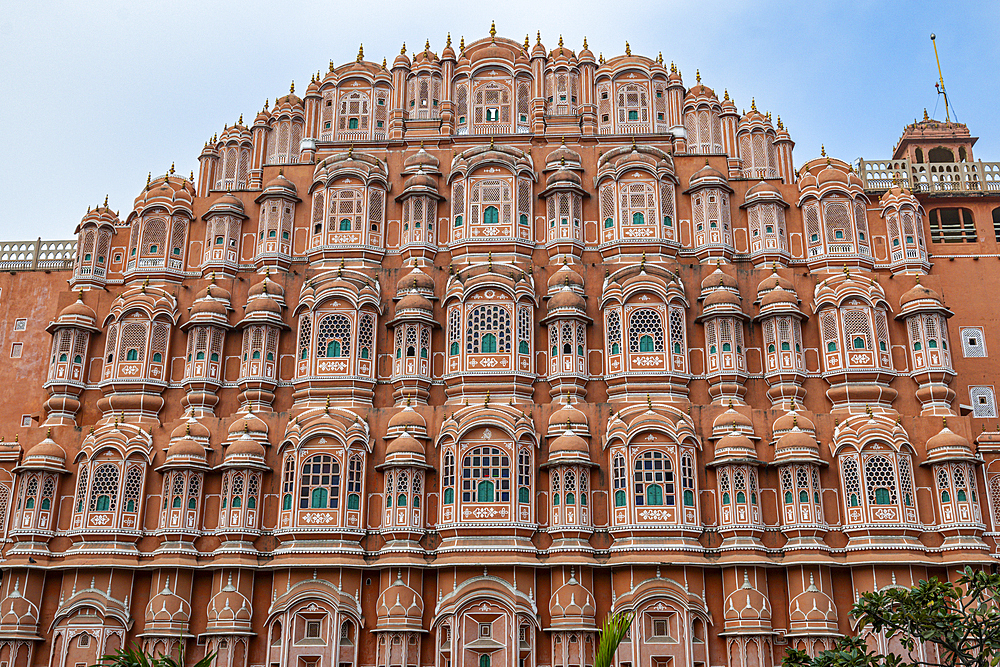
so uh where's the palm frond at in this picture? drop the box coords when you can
[594,611,633,667]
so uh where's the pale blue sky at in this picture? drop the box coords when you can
[0,0,996,239]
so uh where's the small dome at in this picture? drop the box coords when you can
[225,432,266,460]
[714,431,757,462]
[704,289,741,308]
[401,171,438,193]
[227,412,268,436]
[547,264,584,291]
[545,168,583,188]
[547,287,586,312]
[900,282,943,308]
[194,281,232,304]
[171,417,211,441]
[549,573,596,626]
[146,578,192,625]
[190,297,229,318]
[701,266,738,292]
[396,293,433,313]
[548,403,588,430]
[756,270,795,296]
[386,432,424,456]
[245,296,281,315]
[773,408,815,435]
[713,407,753,435]
[376,574,424,628]
[207,576,252,627]
[760,287,798,308]
[23,438,67,467]
[545,142,583,169]
[925,424,974,463]
[0,579,38,627]
[789,576,837,627]
[774,426,820,459]
[248,275,284,299]
[208,192,245,213]
[58,295,97,322]
[724,572,772,625]
[798,170,817,190]
[165,435,208,465]
[550,428,589,455]
[388,406,427,433]
[396,266,435,294]
[403,147,440,172]
[745,180,782,199]
[689,161,728,188]
[816,162,850,187]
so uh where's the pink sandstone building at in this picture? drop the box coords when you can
[0,26,999,667]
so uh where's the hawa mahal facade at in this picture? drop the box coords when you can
[1,26,1000,667]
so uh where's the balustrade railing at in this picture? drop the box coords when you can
[858,158,1000,194]
[0,238,76,272]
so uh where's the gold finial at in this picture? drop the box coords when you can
[325,396,331,414]
[357,43,364,62]
[489,136,494,149]
[696,69,701,83]
[485,390,490,407]
[558,34,564,48]
[490,20,496,43]
[290,80,295,94]
[46,427,51,439]
[536,30,541,45]
[103,194,108,207]
[639,251,646,271]
[186,423,191,436]
[169,162,175,174]
[843,264,850,276]
[923,108,929,121]
[523,34,530,50]
[670,61,677,74]
[647,394,653,411]
[624,41,631,57]
[724,89,729,101]
[820,144,826,157]
[487,251,493,271]
[238,113,243,125]
[583,36,588,50]
[142,278,149,293]
[459,36,465,52]
[446,33,452,48]
[329,59,334,72]
[189,170,194,181]
[942,416,948,428]
[750,97,757,112]
[777,116,784,130]
[381,57,387,70]
[400,42,406,55]
[599,53,604,64]
[792,414,798,428]
[348,143,354,157]
[657,51,662,64]
[425,39,431,52]
[865,404,873,417]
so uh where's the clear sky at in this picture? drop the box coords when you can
[0,0,996,239]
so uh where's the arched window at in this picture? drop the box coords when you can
[517,448,531,503]
[462,447,510,503]
[633,450,675,507]
[442,450,455,504]
[299,454,340,510]
[90,463,119,513]
[613,453,627,507]
[466,304,511,354]
[316,313,351,360]
[484,206,499,226]
[864,455,898,506]
[346,454,363,510]
[628,308,665,353]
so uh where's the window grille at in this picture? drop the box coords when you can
[89,463,120,512]
[606,309,622,351]
[961,327,986,357]
[466,304,511,353]
[461,446,510,503]
[970,386,998,418]
[628,308,664,353]
[864,455,898,506]
[316,313,352,359]
[633,450,674,507]
[299,454,341,510]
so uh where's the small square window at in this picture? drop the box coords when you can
[10,343,22,358]
[114,253,122,263]
[20,415,31,427]
[652,619,669,637]
[13,319,27,332]
[77,634,90,648]
[479,623,491,637]
[306,620,321,638]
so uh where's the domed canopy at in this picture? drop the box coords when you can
[547,286,587,313]
[18,435,67,473]
[772,406,815,436]
[548,571,597,628]
[171,417,211,441]
[376,573,424,630]
[48,293,100,334]
[383,431,427,467]
[224,430,267,466]
[724,571,772,629]
[773,425,822,465]
[547,263,584,291]
[387,404,428,438]
[900,282,943,308]
[145,578,192,630]
[395,292,433,314]
[711,430,759,466]
[701,266,738,292]
[756,269,795,296]
[164,432,209,468]
[712,406,755,439]
[924,423,975,464]
[550,428,589,455]
[548,403,588,433]
[396,266,435,295]
[686,160,732,193]
[403,147,441,173]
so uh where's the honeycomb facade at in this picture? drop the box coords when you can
[1,28,1000,667]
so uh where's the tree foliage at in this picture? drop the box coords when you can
[595,611,634,667]
[91,644,216,667]
[783,566,1000,667]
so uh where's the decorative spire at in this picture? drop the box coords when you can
[696,69,701,83]
[624,41,631,57]
[357,43,364,62]
[490,20,496,43]
[381,57,386,70]
[446,33,452,48]
[583,36,588,50]
[459,36,465,52]
[750,97,757,112]
[923,108,929,121]
[536,30,541,45]
[425,39,431,52]
[820,144,826,157]
[289,80,295,94]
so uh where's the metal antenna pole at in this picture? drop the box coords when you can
[931,33,950,122]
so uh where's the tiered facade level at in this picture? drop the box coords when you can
[1,29,1000,667]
